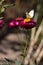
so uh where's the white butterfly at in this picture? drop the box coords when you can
[26,9,34,18]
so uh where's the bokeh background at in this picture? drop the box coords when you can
[0,0,43,65]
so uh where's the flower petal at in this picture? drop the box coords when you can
[0,20,3,28]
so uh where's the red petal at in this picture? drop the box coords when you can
[0,20,3,28]
[19,20,36,29]
[8,19,19,28]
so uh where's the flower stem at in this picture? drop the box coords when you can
[21,30,28,65]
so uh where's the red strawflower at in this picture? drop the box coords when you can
[0,19,3,28]
[19,20,36,29]
[8,19,19,28]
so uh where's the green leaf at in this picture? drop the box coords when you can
[3,4,14,8]
[1,7,5,13]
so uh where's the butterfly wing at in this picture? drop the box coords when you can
[26,9,34,18]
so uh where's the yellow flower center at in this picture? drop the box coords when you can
[24,18,31,23]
